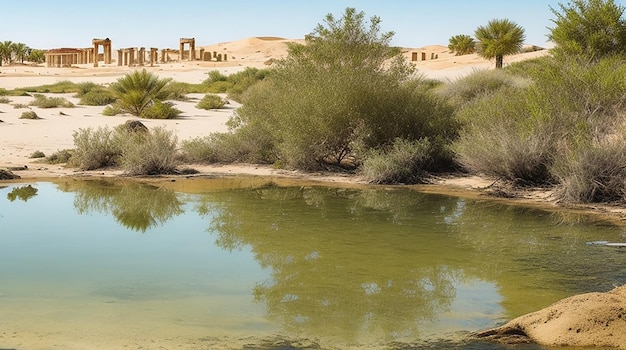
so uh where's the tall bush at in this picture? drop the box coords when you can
[232,8,458,173]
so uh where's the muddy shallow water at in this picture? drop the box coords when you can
[1,178,625,349]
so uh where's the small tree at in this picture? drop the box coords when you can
[0,40,14,66]
[548,0,626,60]
[475,19,525,68]
[13,42,28,64]
[108,69,175,117]
[448,34,476,56]
[28,49,45,64]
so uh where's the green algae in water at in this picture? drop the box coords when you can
[0,180,624,349]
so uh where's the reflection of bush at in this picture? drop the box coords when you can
[7,185,38,202]
[60,180,183,232]
[204,186,459,341]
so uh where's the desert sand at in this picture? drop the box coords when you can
[3,38,623,349]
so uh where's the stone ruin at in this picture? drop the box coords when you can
[44,37,228,67]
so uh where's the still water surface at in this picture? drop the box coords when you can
[1,179,625,349]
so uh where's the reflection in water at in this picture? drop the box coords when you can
[7,184,38,202]
[57,180,184,232]
[198,187,491,342]
[2,179,625,349]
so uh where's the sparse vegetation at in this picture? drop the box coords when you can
[19,110,40,119]
[46,149,74,164]
[71,122,179,175]
[29,150,45,158]
[0,96,11,104]
[116,126,178,175]
[196,94,226,110]
[72,126,121,170]
[29,93,74,108]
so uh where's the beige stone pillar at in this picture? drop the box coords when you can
[93,44,99,67]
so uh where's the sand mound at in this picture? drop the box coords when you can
[476,284,626,348]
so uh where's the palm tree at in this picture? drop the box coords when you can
[13,42,28,64]
[448,34,476,56]
[475,19,525,69]
[109,69,173,116]
[28,49,45,64]
[0,40,15,66]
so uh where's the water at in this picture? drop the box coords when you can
[1,179,625,349]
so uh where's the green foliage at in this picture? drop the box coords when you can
[231,8,457,172]
[454,55,626,188]
[102,105,123,116]
[0,96,11,104]
[453,86,556,185]
[71,123,179,175]
[7,185,38,202]
[28,49,45,64]
[139,100,182,119]
[29,93,74,108]
[29,150,45,158]
[19,110,40,119]
[196,94,226,110]
[116,126,178,175]
[436,69,528,108]
[108,69,173,117]
[201,68,270,101]
[205,70,228,83]
[553,137,626,203]
[71,126,121,170]
[475,18,526,68]
[19,80,79,93]
[46,149,74,164]
[79,88,116,106]
[448,34,476,56]
[548,0,626,60]
[12,103,28,109]
[360,138,434,184]
[224,67,270,101]
[181,129,275,164]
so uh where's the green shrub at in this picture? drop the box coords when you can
[204,70,228,83]
[140,100,182,119]
[102,105,123,116]
[71,126,121,170]
[18,80,79,93]
[436,69,528,108]
[204,80,232,93]
[74,82,100,97]
[20,111,41,119]
[117,126,178,175]
[552,136,626,203]
[196,94,226,110]
[46,149,74,164]
[455,56,626,186]
[109,69,173,117]
[360,138,433,184]
[29,94,74,108]
[181,129,275,164]
[12,103,28,109]
[0,96,11,104]
[79,88,116,106]
[29,150,45,158]
[453,86,556,185]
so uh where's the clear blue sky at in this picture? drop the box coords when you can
[1,0,619,50]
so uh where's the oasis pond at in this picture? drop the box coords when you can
[1,178,625,349]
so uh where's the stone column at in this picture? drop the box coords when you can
[93,43,99,67]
